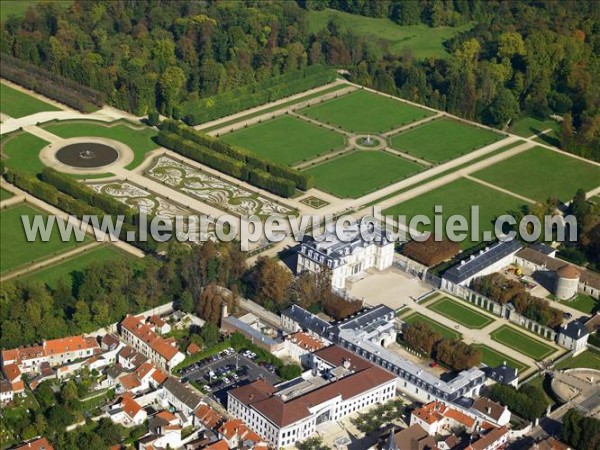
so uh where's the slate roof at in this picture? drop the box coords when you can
[443,239,523,284]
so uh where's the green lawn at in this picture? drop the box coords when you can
[558,294,598,314]
[203,83,351,133]
[0,187,13,201]
[1,82,60,118]
[510,115,560,136]
[1,131,49,175]
[490,325,556,360]
[301,90,434,134]
[308,8,473,59]
[221,115,346,165]
[403,312,462,339]
[555,349,600,371]
[305,150,423,198]
[472,146,600,203]
[427,296,494,329]
[0,203,88,273]
[19,245,133,288]
[510,115,561,147]
[472,344,529,373]
[390,118,505,163]
[43,120,159,169]
[382,178,525,248]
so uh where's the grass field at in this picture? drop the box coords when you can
[221,115,345,165]
[203,83,351,133]
[472,344,529,373]
[0,188,13,201]
[390,118,505,163]
[427,297,494,329]
[472,146,600,203]
[555,349,600,371]
[1,82,60,118]
[510,115,561,148]
[306,150,422,198]
[403,312,462,340]
[510,116,560,139]
[490,325,556,360]
[382,178,525,248]
[558,294,598,314]
[0,203,87,273]
[43,120,158,169]
[301,90,434,133]
[308,8,472,59]
[1,131,49,175]
[19,245,133,288]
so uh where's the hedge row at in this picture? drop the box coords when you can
[41,168,134,220]
[0,53,105,112]
[156,131,296,198]
[181,65,336,125]
[4,169,157,253]
[161,120,313,190]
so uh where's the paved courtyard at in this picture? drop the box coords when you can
[347,266,432,310]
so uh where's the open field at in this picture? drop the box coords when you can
[557,294,598,314]
[472,344,529,373]
[490,325,556,360]
[382,178,525,248]
[19,245,133,288]
[0,187,13,201]
[221,115,345,165]
[390,117,504,163]
[203,83,351,133]
[427,297,494,329]
[43,120,159,168]
[472,146,600,202]
[1,82,60,118]
[510,115,561,147]
[0,203,87,273]
[555,349,600,371]
[301,90,434,133]
[306,150,422,198]
[510,116,560,138]
[308,9,472,59]
[402,312,462,340]
[1,131,49,175]
[365,140,526,208]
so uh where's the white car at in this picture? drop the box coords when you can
[203,385,211,392]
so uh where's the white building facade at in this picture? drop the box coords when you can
[296,226,394,290]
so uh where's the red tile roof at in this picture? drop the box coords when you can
[14,437,54,450]
[44,335,98,356]
[118,373,141,391]
[187,343,201,354]
[3,363,21,381]
[155,410,178,424]
[286,332,326,351]
[151,368,168,385]
[195,404,223,429]
[230,346,396,427]
[121,315,180,361]
[204,440,229,450]
[148,315,166,328]
[412,401,476,428]
[466,426,508,450]
[135,362,156,379]
[121,395,143,420]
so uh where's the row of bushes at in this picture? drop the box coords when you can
[40,168,134,220]
[181,65,336,125]
[156,131,296,198]
[161,119,314,191]
[0,53,105,112]
[3,169,158,253]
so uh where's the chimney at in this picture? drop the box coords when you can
[221,302,229,320]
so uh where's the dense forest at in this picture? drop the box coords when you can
[1,0,598,160]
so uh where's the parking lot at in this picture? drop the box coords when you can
[180,348,281,406]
